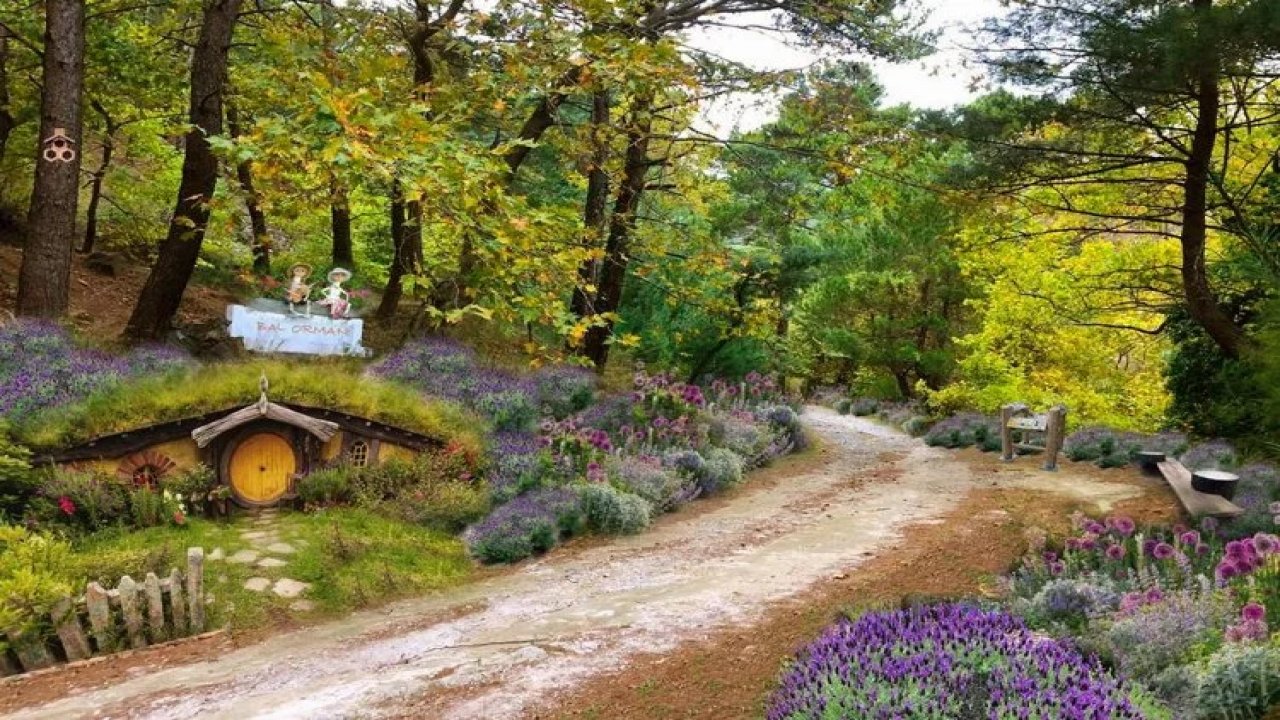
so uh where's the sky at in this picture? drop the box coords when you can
[686,0,1008,135]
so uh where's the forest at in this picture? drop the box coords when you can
[1,0,1279,442]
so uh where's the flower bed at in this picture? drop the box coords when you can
[767,603,1159,719]
[377,341,802,564]
[0,321,189,427]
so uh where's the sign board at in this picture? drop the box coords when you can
[1008,416,1048,431]
[227,304,369,357]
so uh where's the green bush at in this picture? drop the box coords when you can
[297,466,353,506]
[329,452,490,533]
[851,398,879,416]
[704,448,745,490]
[0,424,35,521]
[1193,642,1280,719]
[0,525,76,642]
[127,487,182,528]
[901,416,932,437]
[581,484,651,535]
[161,464,218,507]
[33,469,129,534]
[835,399,853,415]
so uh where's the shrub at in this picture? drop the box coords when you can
[923,413,998,449]
[1104,588,1232,685]
[0,424,35,521]
[901,415,931,437]
[33,469,129,534]
[850,398,878,416]
[0,525,76,643]
[834,398,852,415]
[703,448,745,492]
[1223,463,1280,539]
[1021,576,1120,629]
[465,487,584,564]
[486,431,545,504]
[475,390,537,432]
[349,451,489,533]
[714,414,765,458]
[160,464,218,509]
[297,466,353,506]
[533,366,596,419]
[127,488,185,528]
[760,405,805,451]
[608,455,695,512]
[580,484,651,535]
[766,603,1156,720]
[1180,440,1240,471]
[1193,642,1280,720]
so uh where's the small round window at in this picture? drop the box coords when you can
[347,440,369,467]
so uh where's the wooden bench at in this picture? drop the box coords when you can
[1000,403,1067,471]
[1156,459,1244,519]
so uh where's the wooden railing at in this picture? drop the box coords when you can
[1,547,205,676]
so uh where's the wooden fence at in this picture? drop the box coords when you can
[1,547,205,677]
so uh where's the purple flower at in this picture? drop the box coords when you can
[1243,602,1266,622]
[1105,543,1126,561]
[1252,533,1278,556]
[766,604,1148,719]
[1108,516,1136,536]
[1049,560,1065,576]
[1178,530,1200,547]
[1152,542,1175,560]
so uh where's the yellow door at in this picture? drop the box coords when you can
[229,433,296,504]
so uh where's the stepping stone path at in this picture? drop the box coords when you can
[210,509,312,607]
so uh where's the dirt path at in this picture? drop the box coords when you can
[5,408,1157,720]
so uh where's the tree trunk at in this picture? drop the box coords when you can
[80,99,117,254]
[227,101,270,273]
[0,25,14,165]
[568,89,610,323]
[330,178,354,268]
[893,370,912,399]
[376,178,412,316]
[1179,0,1245,357]
[16,0,85,318]
[124,0,241,341]
[581,95,654,369]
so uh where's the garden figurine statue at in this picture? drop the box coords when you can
[285,263,313,316]
[317,267,352,319]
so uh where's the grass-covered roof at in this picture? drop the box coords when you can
[14,360,485,455]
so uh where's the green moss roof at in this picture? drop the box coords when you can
[15,360,485,456]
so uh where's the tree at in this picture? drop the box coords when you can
[16,0,85,318]
[125,0,241,340]
[226,98,271,273]
[0,24,14,165]
[976,0,1280,358]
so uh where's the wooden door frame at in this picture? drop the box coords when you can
[218,421,306,508]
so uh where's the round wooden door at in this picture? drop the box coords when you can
[229,433,296,504]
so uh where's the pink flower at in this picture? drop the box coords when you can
[1252,533,1279,556]
[1178,531,1200,546]
[1243,602,1266,622]
[1152,542,1175,560]
[1108,516,1136,536]
[172,510,186,526]
[1105,544,1126,561]
[58,495,76,516]
[1049,560,1065,576]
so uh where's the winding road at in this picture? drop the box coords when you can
[7,408,1145,720]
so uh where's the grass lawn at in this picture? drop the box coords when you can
[71,508,474,631]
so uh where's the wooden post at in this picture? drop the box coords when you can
[186,547,205,634]
[50,597,91,661]
[169,568,187,635]
[7,627,55,671]
[144,573,167,643]
[999,404,1015,462]
[85,581,114,652]
[1043,405,1067,471]
[117,575,146,649]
